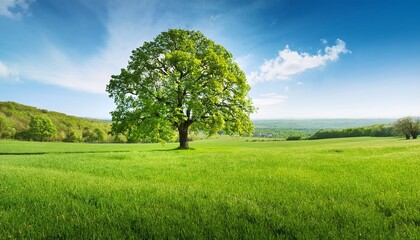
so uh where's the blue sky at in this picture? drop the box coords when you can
[0,0,419,119]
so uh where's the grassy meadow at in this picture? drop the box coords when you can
[0,137,419,239]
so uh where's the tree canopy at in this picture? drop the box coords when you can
[107,29,255,148]
[394,117,419,139]
[0,115,16,139]
[28,115,57,142]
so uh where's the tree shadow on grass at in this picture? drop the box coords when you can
[151,147,196,152]
[0,150,131,156]
[0,152,47,155]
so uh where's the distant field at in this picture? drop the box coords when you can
[0,137,419,239]
[253,119,395,129]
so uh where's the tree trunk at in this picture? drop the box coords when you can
[413,134,417,139]
[405,134,410,140]
[178,124,189,149]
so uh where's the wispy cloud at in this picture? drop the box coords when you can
[235,54,253,71]
[253,92,288,107]
[0,60,19,81]
[210,13,222,21]
[17,1,174,93]
[248,39,350,84]
[0,0,33,19]
[8,1,264,94]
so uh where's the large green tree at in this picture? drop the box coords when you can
[107,29,254,149]
[28,115,57,141]
[394,117,419,139]
[0,115,16,139]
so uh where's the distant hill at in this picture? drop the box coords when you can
[252,119,397,139]
[0,101,112,142]
[253,119,396,130]
[0,101,400,142]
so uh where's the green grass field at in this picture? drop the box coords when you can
[0,137,419,239]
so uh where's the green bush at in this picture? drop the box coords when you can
[286,136,302,141]
[65,129,82,142]
[82,127,107,142]
[92,127,106,142]
[28,115,57,141]
[0,115,16,138]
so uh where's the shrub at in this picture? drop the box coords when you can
[65,129,82,142]
[28,115,57,141]
[0,115,16,138]
[82,127,107,143]
[286,136,302,141]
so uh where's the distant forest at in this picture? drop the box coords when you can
[253,119,397,140]
[0,102,400,142]
[0,102,113,142]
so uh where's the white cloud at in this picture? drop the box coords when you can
[235,54,253,71]
[0,0,33,19]
[248,39,350,84]
[0,61,8,76]
[296,81,304,85]
[253,92,288,107]
[16,0,257,94]
[8,1,277,94]
[0,60,19,81]
[271,18,278,26]
[210,14,221,21]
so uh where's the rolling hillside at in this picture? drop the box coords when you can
[253,119,396,129]
[0,101,401,142]
[0,101,112,142]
